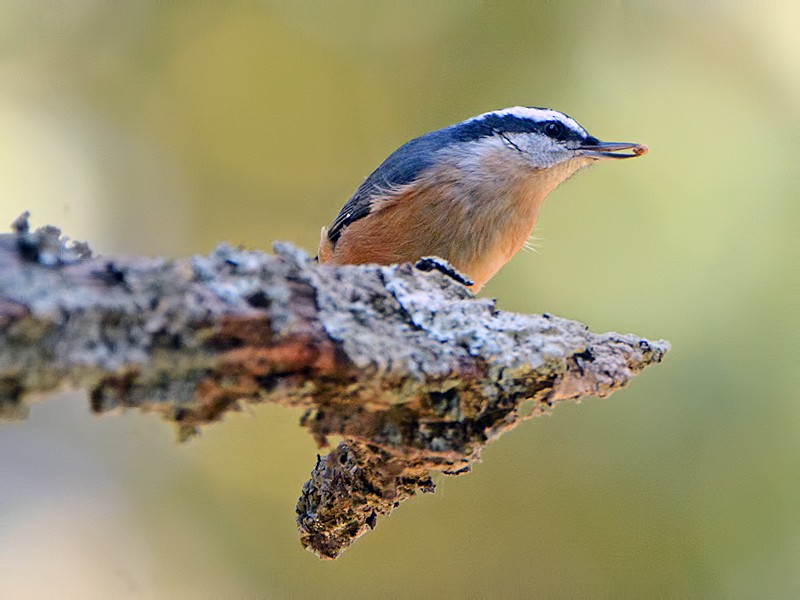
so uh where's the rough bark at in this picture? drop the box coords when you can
[0,214,670,558]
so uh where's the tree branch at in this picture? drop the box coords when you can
[0,213,669,558]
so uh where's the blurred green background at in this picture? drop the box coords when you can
[1,1,798,597]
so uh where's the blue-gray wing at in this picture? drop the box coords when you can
[326,129,458,244]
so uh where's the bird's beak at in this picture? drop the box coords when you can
[578,138,648,160]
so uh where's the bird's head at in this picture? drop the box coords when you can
[440,106,647,178]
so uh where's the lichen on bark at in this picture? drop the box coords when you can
[0,214,670,558]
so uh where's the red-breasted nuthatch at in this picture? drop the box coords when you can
[318,107,647,291]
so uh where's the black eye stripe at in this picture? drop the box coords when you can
[450,114,586,145]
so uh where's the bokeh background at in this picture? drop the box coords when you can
[1,1,798,597]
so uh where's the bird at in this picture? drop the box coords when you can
[318,106,647,291]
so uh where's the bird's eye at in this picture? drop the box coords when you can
[544,121,565,139]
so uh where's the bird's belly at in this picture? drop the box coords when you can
[324,183,541,291]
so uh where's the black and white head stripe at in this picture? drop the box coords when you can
[452,106,590,144]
